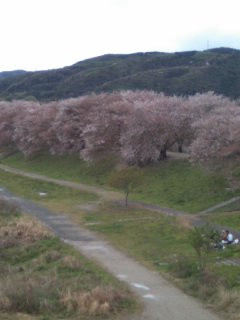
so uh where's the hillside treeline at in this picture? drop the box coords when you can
[1,48,240,101]
[0,90,240,165]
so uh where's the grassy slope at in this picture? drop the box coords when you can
[205,199,240,230]
[83,203,240,318]
[1,153,239,213]
[0,213,137,320]
[0,165,240,318]
[0,167,98,216]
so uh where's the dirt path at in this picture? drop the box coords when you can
[0,164,199,220]
[0,187,221,320]
[0,163,238,233]
[0,164,122,201]
[2,163,240,234]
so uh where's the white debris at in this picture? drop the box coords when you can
[131,283,150,291]
[143,294,157,300]
[117,274,128,279]
[39,192,47,196]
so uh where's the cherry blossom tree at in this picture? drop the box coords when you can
[1,90,239,166]
[120,94,187,165]
[189,106,240,163]
[187,91,235,120]
[13,101,57,157]
[0,101,18,149]
[81,93,132,161]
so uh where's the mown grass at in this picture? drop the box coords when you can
[1,152,239,213]
[0,167,240,318]
[83,203,194,268]
[82,202,240,271]
[203,199,240,230]
[0,204,137,320]
[82,202,240,318]
[206,211,240,230]
[0,169,98,216]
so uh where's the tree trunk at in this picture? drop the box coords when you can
[178,144,183,153]
[125,191,129,207]
[159,148,167,160]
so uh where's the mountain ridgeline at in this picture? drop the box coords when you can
[1,47,240,101]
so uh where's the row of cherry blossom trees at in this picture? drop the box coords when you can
[0,90,240,165]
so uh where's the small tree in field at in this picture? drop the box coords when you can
[188,225,219,271]
[108,167,144,207]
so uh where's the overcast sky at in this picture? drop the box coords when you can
[0,0,240,71]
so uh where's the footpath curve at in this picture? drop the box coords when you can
[0,187,220,320]
[0,163,239,234]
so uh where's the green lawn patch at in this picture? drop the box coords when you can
[82,202,240,318]
[1,153,239,213]
[0,169,98,215]
[206,210,240,230]
[83,203,194,268]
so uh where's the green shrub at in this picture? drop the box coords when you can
[0,198,19,217]
[169,255,198,278]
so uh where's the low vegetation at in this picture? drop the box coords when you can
[0,163,240,318]
[0,199,137,320]
[0,168,98,215]
[205,201,240,230]
[82,202,240,319]
[1,153,239,212]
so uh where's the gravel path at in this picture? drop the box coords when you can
[0,187,221,320]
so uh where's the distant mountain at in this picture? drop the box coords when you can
[1,48,240,101]
[0,70,27,80]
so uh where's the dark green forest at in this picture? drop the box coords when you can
[1,47,240,101]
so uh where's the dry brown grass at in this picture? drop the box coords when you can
[44,250,62,263]
[216,286,240,313]
[0,216,52,248]
[175,215,194,229]
[61,255,82,270]
[60,286,125,316]
[0,272,59,313]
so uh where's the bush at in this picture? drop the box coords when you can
[0,198,19,217]
[169,255,198,278]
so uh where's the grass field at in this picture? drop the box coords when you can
[82,202,240,318]
[0,202,137,320]
[1,152,239,213]
[0,169,98,217]
[0,167,240,318]
[206,212,240,230]
[202,199,240,230]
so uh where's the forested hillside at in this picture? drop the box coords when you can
[0,70,27,80]
[1,47,240,101]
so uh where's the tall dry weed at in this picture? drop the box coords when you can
[0,216,52,248]
[0,272,59,313]
[216,286,240,312]
[60,286,125,316]
[61,255,82,270]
